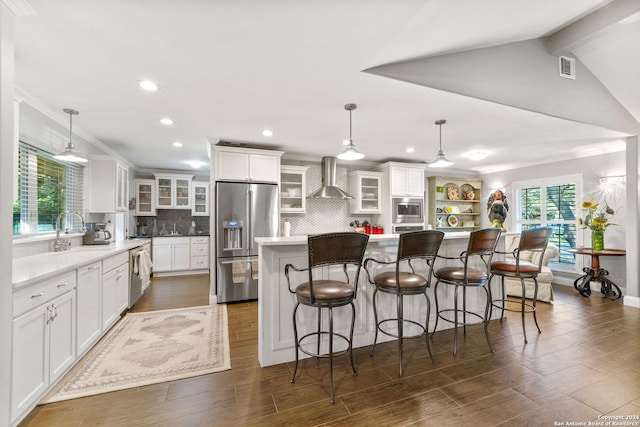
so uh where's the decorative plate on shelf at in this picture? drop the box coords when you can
[444,183,460,200]
[461,184,476,201]
[447,215,459,227]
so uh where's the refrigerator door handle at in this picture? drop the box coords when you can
[248,188,254,251]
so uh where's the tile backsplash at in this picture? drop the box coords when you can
[136,210,209,236]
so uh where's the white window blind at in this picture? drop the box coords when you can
[14,142,84,235]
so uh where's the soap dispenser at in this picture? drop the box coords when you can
[189,220,196,235]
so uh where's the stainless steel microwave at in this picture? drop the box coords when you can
[392,197,424,224]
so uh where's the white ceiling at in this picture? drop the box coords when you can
[13,0,640,174]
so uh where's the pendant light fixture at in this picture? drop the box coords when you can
[54,108,88,163]
[428,119,453,168]
[337,103,364,160]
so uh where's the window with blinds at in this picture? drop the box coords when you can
[514,175,581,265]
[13,142,84,235]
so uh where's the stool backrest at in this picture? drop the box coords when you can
[397,230,445,262]
[517,227,553,269]
[467,228,502,256]
[307,232,370,299]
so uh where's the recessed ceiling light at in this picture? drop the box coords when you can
[406,147,415,153]
[138,80,158,91]
[467,151,487,160]
[160,117,174,125]
[189,161,202,169]
[172,141,183,147]
[262,129,273,137]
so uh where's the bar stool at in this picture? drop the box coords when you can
[489,227,553,343]
[285,232,369,403]
[363,230,444,376]
[431,228,501,356]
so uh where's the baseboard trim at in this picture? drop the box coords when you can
[623,295,640,308]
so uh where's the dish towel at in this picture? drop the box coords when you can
[138,249,153,288]
[251,259,259,280]
[232,261,246,284]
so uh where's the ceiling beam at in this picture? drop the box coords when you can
[546,0,640,56]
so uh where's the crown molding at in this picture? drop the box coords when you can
[1,0,35,16]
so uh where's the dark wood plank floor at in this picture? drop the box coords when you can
[21,275,640,426]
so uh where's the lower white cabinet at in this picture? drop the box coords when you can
[153,237,191,272]
[76,262,102,356]
[11,271,77,423]
[102,253,129,330]
[190,236,209,270]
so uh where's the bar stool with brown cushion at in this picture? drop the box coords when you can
[285,232,369,403]
[363,230,444,376]
[490,227,553,343]
[431,228,501,356]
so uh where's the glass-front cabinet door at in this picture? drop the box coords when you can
[349,171,382,214]
[156,177,173,208]
[135,179,156,216]
[154,174,194,209]
[175,178,191,207]
[192,182,209,216]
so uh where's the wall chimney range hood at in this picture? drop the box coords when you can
[308,157,353,199]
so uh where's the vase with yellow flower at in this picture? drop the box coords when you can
[577,200,615,251]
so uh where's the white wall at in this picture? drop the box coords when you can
[482,151,628,294]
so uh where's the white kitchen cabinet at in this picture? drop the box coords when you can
[152,237,191,272]
[135,179,156,216]
[190,236,210,270]
[349,171,382,214]
[88,155,129,213]
[102,252,129,330]
[389,164,425,197]
[191,181,210,216]
[214,146,283,183]
[76,262,102,356]
[155,173,194,209]
[11,271,76,423]
[280,165,308,213]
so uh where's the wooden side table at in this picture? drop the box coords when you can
[567,248,626,300]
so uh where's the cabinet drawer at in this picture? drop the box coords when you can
[153,237,190,246]
[191,256,209,269]
[13,271,76,318]
[191,243,209,256]
[103,252,129,273]
[190,236,209,245]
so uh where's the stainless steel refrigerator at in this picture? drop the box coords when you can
[215,181,278,303]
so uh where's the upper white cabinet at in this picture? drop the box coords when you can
[214,146,283,183]
[88,156,129,213]
[280,165,308,213]
[388,164,425,197]
[134,179,156,216]
[349,171,382,214]
[155,174,194,209]
[191,181,210,216]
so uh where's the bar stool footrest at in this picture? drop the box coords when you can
[376,318,427,340]
[298,331,351,359]
[436,309,486,327]
[491,299,536,314]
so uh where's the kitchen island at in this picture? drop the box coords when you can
[255,232,510,367]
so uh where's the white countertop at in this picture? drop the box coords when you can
[255,232,480,246]
[13,239,149,289]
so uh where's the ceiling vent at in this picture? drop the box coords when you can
[559,56,576,80]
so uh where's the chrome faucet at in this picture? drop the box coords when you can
[54,211,85,252]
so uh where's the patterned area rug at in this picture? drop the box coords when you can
[42,304,230,403]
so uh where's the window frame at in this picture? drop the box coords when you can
[512,173,584,272]
[13,142,85,238]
